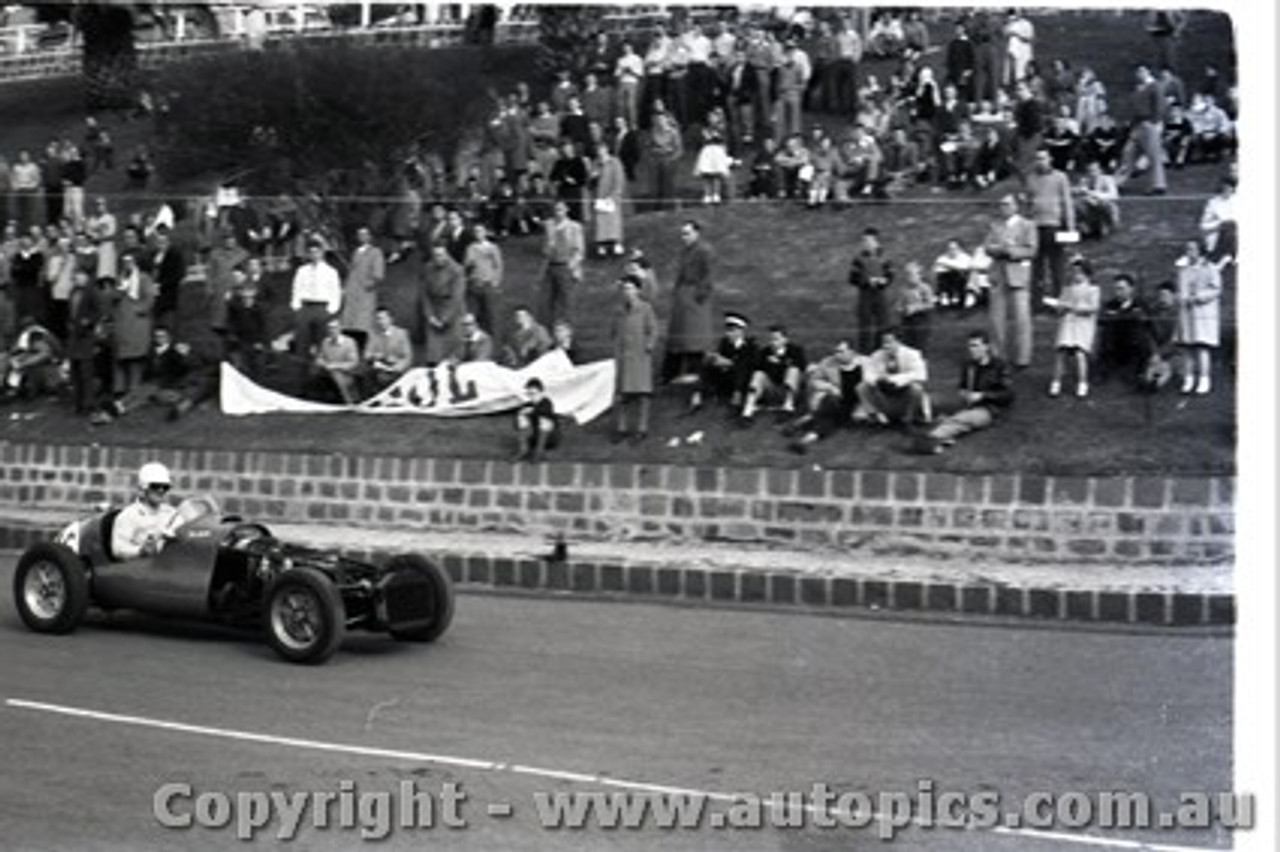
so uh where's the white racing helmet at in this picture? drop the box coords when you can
[138,461,172,489]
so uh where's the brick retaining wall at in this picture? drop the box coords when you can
[0,442,1233,565]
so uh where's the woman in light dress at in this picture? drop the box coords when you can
[1048,256,1100,398]
[693,106,732,205]
[1173,239,1222,395]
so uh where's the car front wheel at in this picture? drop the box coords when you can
[386,554,455,643]
[264,568,345,664]
[14,543,90,634]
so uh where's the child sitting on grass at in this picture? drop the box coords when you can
[513,377,559,462]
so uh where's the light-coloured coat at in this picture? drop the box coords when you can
[612,297,657,395]
[342,243,386,336]
[111,271,156,361]
[421,255,467,364]
[593,155,626,244]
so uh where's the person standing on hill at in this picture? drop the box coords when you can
[983,194,1039,369]
[290,239,342,358]
[539,201,584,328]
[663,220,716,384]
[341,225,386,352]
[421,242,467,367]
[149,225,186,332]
[463,222,504,340]
[592,142,627,257]
[611,277,658,444]
[199,228,241,341]
[647,109,684,212]
[1117,65,1168,196]
[1025,148,1075,304]
[847,226,894,355]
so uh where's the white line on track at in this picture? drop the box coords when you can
[6,697,1224,852]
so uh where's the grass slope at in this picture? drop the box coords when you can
[0,10,1237,476]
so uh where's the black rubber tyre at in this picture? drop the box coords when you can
[13,542,90,634]
[386,554,455,643]
[264,567,345,664]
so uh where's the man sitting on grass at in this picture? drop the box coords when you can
[3,317,62,402]
[688,312,756,414]
[361,306,413,396]
[785,340,867,455]
[920,330,1013,452]
[502,306,552,368]
[740,324,806,425]
[308,317,361,405]
[1140,281,1180,391]
[446,313,496,365]
[855,328,930,427]
[92,326,217,424]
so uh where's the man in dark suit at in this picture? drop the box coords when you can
[1096,273,1152,385]
[689,312,757,413]
[440,208,472,265]
[151,226,187,329]
[65,267,104,415]
[611,116,642,183]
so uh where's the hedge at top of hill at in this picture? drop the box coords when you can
[153,42,536,208]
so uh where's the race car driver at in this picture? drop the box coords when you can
[112,462,179,560]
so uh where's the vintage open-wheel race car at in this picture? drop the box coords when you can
[12,496,454,664]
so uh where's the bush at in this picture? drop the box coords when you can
[154,41,535,235]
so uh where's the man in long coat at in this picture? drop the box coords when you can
[592,143,626,257]
[421,243,467,366]
[611,277,658,444]
[202,229,245,337]
[110,251,156,401]
[341,226,386,350]
[65,267,104,415]
[663,220,715,383]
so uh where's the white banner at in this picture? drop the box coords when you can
[220,351,616,424]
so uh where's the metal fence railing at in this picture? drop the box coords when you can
[0,6,737,85]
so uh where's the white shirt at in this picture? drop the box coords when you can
[837,29,864,62]
[112,499,178,561]
[864,344,928,386]
[683,31,712,64]
[10,161,41,191]
[934,249,973,276]
[615,52,644,84]
[290,260,342,313]
[1199,194,1235,234]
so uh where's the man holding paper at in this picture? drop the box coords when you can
[1025,148,1076,306]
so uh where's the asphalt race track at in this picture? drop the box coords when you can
[0,556,1232,852]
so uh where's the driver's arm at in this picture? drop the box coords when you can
[111,505,151,560]
[112,505,173,559]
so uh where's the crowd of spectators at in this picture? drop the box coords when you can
[0,7,1240,462]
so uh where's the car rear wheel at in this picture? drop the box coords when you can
[386,554,455,643]
[264,568,344,664]
[14,543,90,634]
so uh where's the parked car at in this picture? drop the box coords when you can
[12,496,454,664]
